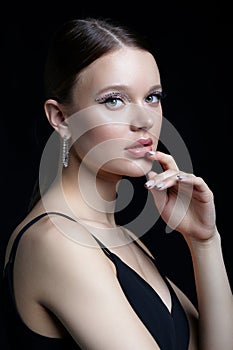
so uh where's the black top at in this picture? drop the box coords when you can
[2,212,190,349]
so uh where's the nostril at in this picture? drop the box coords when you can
[130,124,151,131]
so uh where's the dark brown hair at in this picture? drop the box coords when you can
[44,17,153,104]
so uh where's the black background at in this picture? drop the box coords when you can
[1,1,232,348]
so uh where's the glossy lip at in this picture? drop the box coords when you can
[124,138,153,158]
[125,138,153,150]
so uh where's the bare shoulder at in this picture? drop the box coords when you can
[5,211,110,278]
[10,212,116,301]
[28,212,101,249]
[14,212,105,261]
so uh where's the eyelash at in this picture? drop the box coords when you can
[95,91,165,105]
[146,91,164,103]
[95,92,128,104]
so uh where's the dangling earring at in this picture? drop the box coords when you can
[62,136,69,168]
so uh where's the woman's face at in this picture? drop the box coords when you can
[68,47,163,178]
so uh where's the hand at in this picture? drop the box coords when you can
[144,151,216,241]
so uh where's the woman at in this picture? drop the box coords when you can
[3,17,233,349]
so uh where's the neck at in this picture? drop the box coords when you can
[60,155,122,227]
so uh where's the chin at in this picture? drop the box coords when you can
[102,158,152,178]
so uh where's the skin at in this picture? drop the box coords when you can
[5,47,233,349]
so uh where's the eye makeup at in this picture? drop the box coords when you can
[95,91,130,104]
[94,87,165,105]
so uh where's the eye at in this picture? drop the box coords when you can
[145,91,164,104]
[95,92,127,110]
[104,96,124,109]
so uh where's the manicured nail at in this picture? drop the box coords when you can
[155,182,165,189]
[177,174,186,180]
[144,179,155,188]
[147,151,155,156]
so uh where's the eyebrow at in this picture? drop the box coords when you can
[147,85,163,93]
[95,84,162,96]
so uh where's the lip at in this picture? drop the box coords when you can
[125,138,153,158]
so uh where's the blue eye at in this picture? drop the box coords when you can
[95,92,126,110]
[145,91,164,104]
[105,97,124,108]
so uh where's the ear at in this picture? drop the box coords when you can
[44,99,71,139]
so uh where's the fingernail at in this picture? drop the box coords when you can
[155,182,164,189]
[144,179,155,188]
[177,175,185,180]
[147,151,155,156]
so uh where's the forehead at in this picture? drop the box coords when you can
[78,47,161,91]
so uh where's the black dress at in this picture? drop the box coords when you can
[2,212,189,349]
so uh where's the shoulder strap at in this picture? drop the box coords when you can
[8,211,137,267]
[89,235,114,260]
[7,211,115,265]
[8,212,76,265]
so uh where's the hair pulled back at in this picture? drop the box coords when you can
[44,17,152,104]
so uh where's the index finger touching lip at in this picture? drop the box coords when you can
[146,150,179,171]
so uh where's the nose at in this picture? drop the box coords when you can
[130,110,154,131]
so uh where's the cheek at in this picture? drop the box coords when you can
[90,125,124,143]
[72,125,127,157]
[91,124,126,144]
[71,125,132,175]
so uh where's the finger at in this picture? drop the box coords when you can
[177,174,213,202]
[145,181,167,215]
[146,150,179,171]
[177,173,206,190]
[145,170,179,190]
[145,172,193,233]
